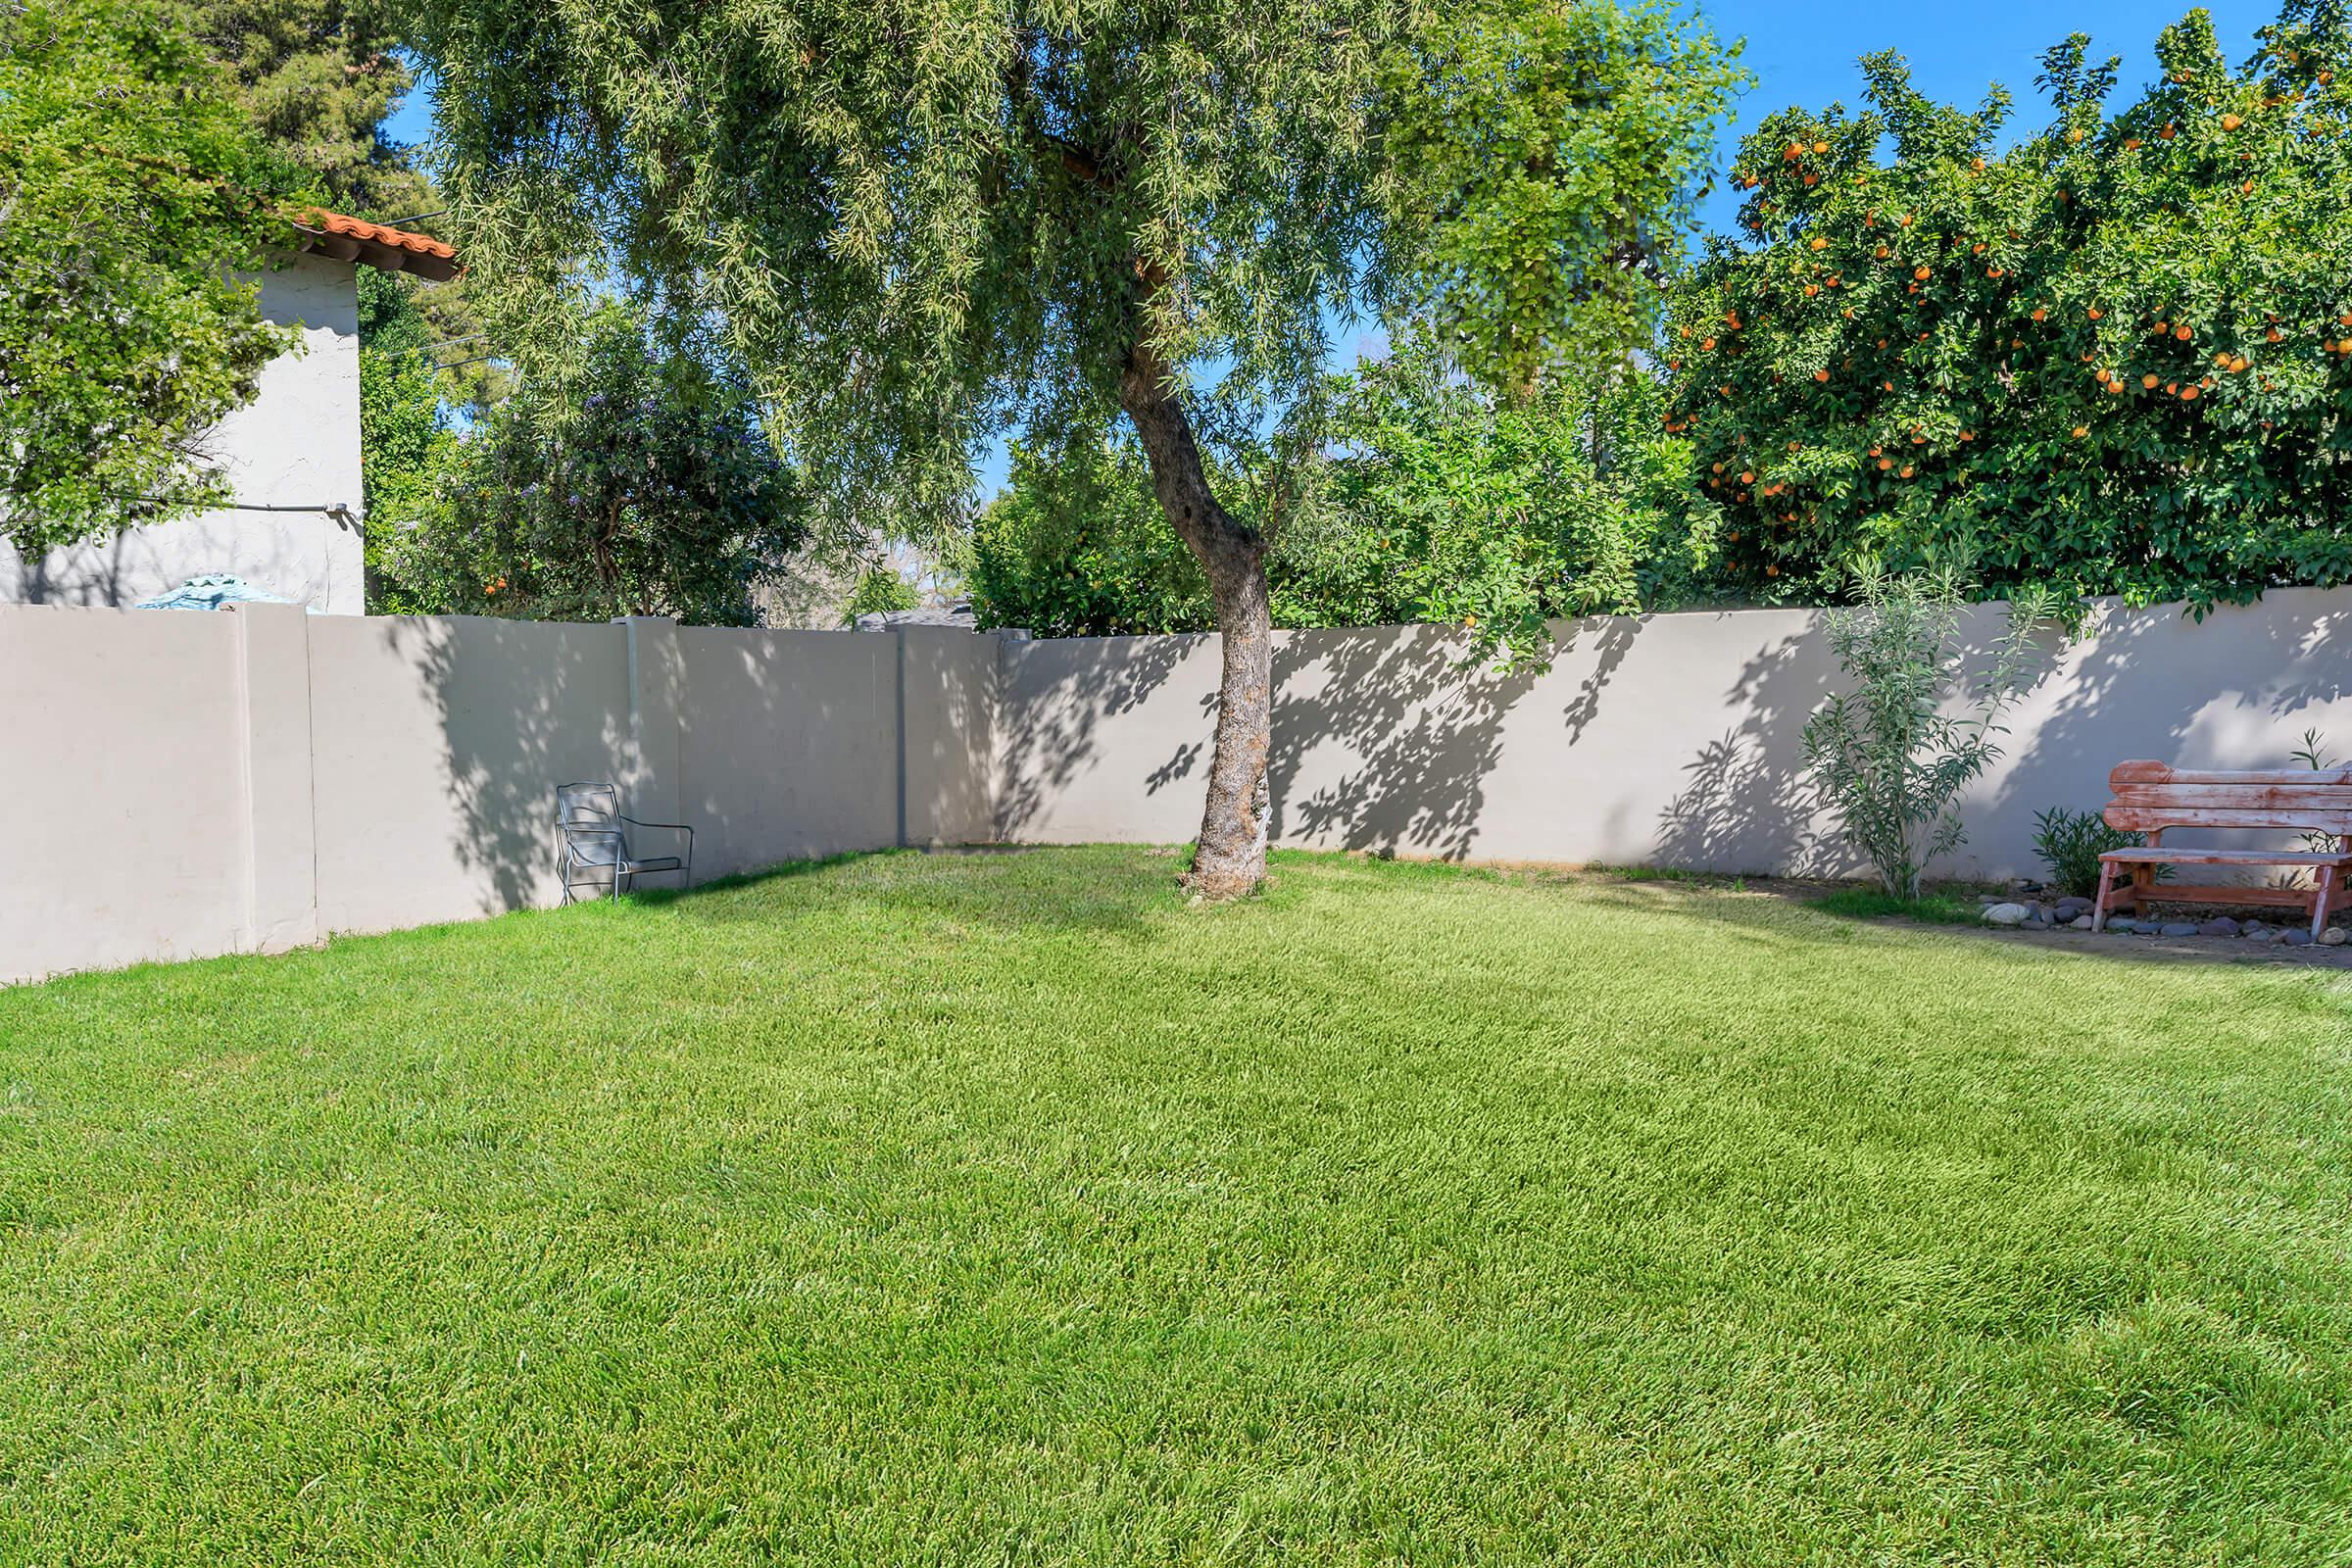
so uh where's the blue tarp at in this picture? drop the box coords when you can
[133,575,300,612]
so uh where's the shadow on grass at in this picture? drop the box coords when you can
[1806,889,1984,925]
[1561,865,2350,970]
[632,843,1191,940]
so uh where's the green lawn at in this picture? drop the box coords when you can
[4,848,2349,1565]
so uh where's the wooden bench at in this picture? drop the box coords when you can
[2092,760,2352,937]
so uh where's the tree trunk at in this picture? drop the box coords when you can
[1118,347,1271,898]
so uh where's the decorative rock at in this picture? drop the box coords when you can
[2025,914,2051,930]
[2198,918,2241,937]
[2241,921,2270,938]
[2107,917,2140,933]
[2160,922,2200,937]
[2324,928,2347,947]
[2054,897,2094,919]
[2282,929,2315,947]
[2070,914,2097,929]
[1982,903,2031,927]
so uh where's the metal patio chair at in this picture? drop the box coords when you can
[556,782,695,904]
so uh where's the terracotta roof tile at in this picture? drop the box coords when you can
[290,209,460,280]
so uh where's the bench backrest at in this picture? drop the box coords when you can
[2104,760,2352,837]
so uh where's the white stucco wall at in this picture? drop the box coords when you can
[0,253,366,612]
[994,590,2352,879]
[4,592,2347,986]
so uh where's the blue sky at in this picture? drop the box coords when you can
[1688,0,2278,234]
[383,2,2283,494]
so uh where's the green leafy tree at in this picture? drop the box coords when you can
[405,0,1747,892]
[356,269,458,612]
[382,306,805,623]
[967,331,1722,657]
[406,0,1429,895]
[1665,4,2352,611]
[191,0,428,216]
[1,0,312,554]
[1384,0,1748,402]
[841,565,921,623]
[968,438,1217,638]
[1300,328,1719,662]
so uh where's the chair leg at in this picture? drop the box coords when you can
[2092,859,2116,932]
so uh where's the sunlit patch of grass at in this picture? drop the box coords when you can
[2,847,2347,1564]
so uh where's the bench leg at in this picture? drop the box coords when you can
[2313,863,2336,941]
[2092,859,2117,933]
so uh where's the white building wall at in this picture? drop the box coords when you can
[0,254,367,613]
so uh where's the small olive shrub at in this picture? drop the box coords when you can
[1802,562,2067,900]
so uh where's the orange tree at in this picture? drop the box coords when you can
[1661,3,2352,611]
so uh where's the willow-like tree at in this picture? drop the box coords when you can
[406,0,1740,894]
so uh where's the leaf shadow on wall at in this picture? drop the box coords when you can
[1649,594,2352,893]
[1266,624,1546,862]
[1652,629,1843,878]
[1982,595,2352,874]
[994,633,1191,840]
[389,613,637,919]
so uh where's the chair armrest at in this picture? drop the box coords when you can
[619,816,694,879]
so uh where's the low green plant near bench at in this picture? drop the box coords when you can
[2032,806,2150,901]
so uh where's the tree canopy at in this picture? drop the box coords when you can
[1,0,313,555]
[404,0,1747,891]
[192,0,429,216]
[378,305,805,624]
[409,0,1406,512]
[966,330,1721,660]
[356,270,459,612]
[1665,3,2352,611]
[404,0,1424,892]
[1384,0,1746,401]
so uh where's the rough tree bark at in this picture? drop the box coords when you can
[1118,342,1272,898]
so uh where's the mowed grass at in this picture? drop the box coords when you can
[3,848,2350,1565]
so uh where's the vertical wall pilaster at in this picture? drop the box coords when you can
[894,630,910,849]
[616,615,686,868]
[227,603,319,953]
[988,628,1026,845]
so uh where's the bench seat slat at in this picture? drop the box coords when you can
[2101,883,2317,908]
[2098,848,2352,866]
